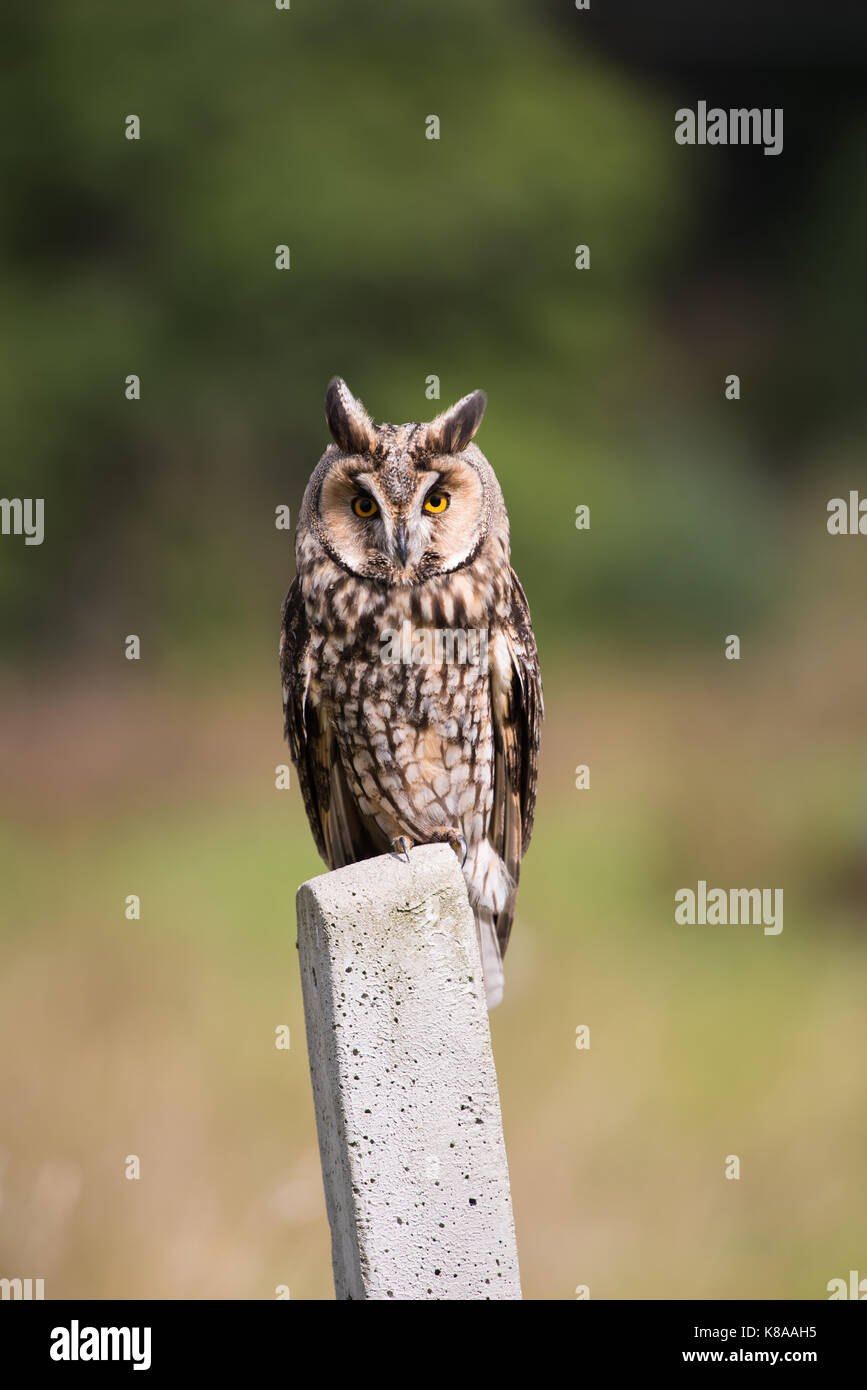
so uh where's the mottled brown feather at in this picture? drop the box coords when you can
[281,578,385,868]
[488,567,543,956]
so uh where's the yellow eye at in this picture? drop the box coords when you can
[352,495,378,518]
[424,492,449,514]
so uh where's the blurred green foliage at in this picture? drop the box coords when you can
[6,0,861,664]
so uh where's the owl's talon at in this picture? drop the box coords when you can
[451,834,469,868]
[428,829,468,867]
[391,835,413,863]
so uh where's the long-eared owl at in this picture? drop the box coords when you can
[281,379,542,1007]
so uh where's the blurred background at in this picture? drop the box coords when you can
[1,0,866,1299]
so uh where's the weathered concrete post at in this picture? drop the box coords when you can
[296,843,522,1300]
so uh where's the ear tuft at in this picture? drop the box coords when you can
[325,377,376,454]
[423,390,487,455]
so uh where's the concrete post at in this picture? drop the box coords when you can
[296,843,521,1300]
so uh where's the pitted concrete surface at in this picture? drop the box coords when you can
[296,844,522,1300]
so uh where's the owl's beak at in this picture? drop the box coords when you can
[394,520,410,568]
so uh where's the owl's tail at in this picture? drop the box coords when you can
[476,906,505,1009]
[464,839,513,1009]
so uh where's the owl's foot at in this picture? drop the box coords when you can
[391,834,413,863]
[428,828,469,868]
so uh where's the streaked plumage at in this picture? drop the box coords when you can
[281,378,542,1006]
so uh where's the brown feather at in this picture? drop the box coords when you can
[488,567,543,956]
[281,577,387,869]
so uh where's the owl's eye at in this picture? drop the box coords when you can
[352,495,379,518]
[423,492,449,515]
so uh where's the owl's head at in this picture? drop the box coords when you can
[297,378,508,587]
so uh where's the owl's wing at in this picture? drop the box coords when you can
[281,578,384,869]
[488,567,543,956]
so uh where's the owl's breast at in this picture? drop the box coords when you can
[320,640,495,845]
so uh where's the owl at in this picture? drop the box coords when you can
[280,378,542,1007]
